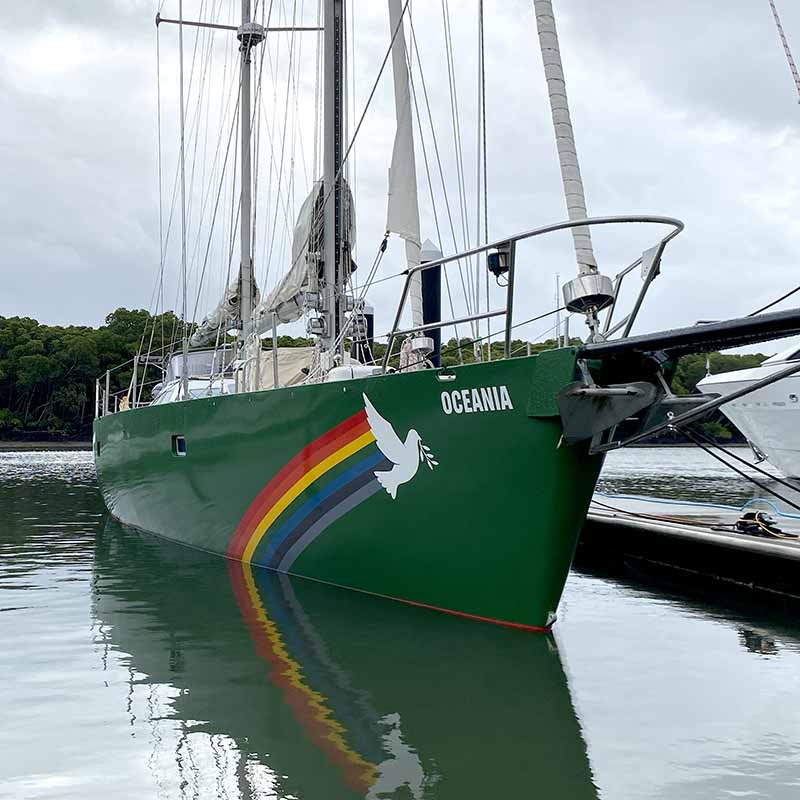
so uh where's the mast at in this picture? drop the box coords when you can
[321,0,345,353]
[237,1,265,337]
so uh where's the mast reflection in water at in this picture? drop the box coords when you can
[92,519,598,799]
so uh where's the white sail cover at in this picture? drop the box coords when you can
[242,336,316,392]
[253,181,323,336]
[253,180,355,337]
[387,0,423,327]
[189,277,259,347]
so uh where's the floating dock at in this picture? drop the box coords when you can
[580,493,800,601]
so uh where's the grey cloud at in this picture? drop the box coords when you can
[0,0,798,360]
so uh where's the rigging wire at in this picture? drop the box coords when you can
[162,6,223,355]
[190,96,242,326]
[405,17,463,362]
[682,429,800,513]
[249,0,275,297]
[407,13,476,333]
[292,0,312,190]
[134,21,169,405]
[748,284,800,317]
[347,0,357,263]
[686,425,800,498]
[318,235,391,366]
[178,0,190,397]
[266,0,413,307]
[312,0,323,181]
[183,0,212,263]
[478,0,491,359]
[440,0,475,338]
[185,6,228,310]
[393,305,568,372]
[264,0,301,288]
[178,3,240,328]
[337,0,411,179]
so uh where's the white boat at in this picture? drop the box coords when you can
[698,341,800,477]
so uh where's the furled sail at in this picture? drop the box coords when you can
[253,180,355,336]
[253,181,323,336]
[189,278,260,347]
[387,0,423,328]
[534,0,597,274]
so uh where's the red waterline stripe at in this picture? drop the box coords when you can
[229,410,368,557]
[271,567,555,634]
[385,596,553,633]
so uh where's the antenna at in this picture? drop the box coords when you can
[767,0,800,104]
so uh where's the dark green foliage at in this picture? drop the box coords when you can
[666,351,768,443]
[671,352,766,396]
[265,335,314,349]
[0,309,180,437]
[0,307,774,443]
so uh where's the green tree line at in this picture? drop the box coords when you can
[0,309,180,437]
[0,309,768,440]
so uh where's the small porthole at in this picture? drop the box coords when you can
[790,394,798,404]
[172,435,187,457]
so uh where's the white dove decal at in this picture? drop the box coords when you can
[363,393,438,500]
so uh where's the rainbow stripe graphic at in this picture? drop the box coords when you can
[228,409,390,570]
[229,562,382,793]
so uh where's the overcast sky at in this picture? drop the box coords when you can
[1,0,798,352]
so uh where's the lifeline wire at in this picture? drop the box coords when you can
[396,305,568,371]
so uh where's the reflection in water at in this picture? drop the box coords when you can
[599,446,800,509]
[92,519,598,798]
[738,628,779,656]
[7,450,800,798]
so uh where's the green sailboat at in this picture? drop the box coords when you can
[94,1,800,631]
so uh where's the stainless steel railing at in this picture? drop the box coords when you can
[381,214,685,371]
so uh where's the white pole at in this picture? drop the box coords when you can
[272,313,280,388]
[178,0,189,400]
[131,355,138,407]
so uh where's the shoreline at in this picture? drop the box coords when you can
[0,441,92,451]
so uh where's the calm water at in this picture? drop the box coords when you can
[2,448,800,799]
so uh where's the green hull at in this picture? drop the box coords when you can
[93,521,599,798]
[94,348,603,629]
